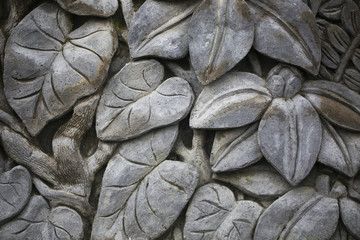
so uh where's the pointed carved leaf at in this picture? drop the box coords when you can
[319,119,360,177]
[254,187,339,240]
[327,24,351,54]
[248,0,321,74]
[319,0,345,20]
[258,96,322,185]
[4,3,117,136]
[184,183,262,240]
[211,122,262,172]
[340,198,360,238]
[302,80,360,131]
[190,72,272,129]
[55,0,118,17]
[96,60,194,141]
[213,164,293,199]
[0,166,32,223]
[322,41,341,69]
[189,0,254,84]
[0,195,83,239]
[342,0,360,36]
[129,0,199,59]
[344,69,360,93]
[92,161,198,240]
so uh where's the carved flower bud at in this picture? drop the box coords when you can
[267,64,303,99]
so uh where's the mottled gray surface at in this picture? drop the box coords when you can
[55,0,118,17]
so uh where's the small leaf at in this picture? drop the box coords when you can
[96,60,194,141]
[248,0,321,74]
[344,68,360,92]
[0,166,32,223]
[0,195,84,239]
[340,197,360,238]
[213,164,293,199]
[211,122,262,172]
[128,0,200,59]
[302,80,360,131]
[190,72,272,129]
[258,95,322,185]
[4,3,117,136]
[327,24,351,54]
[184,183,263,240]
[319,65,334,81]
[322,41,341,69]
[319,0,345,20]
[342,0,360,36]
[189,0,254,84]
[55,0,118,17]
[352,48,360,71]
[254,187,339,240]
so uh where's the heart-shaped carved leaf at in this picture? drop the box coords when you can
[0,195,84,239]
[190,72,272,129]
[211,122,262,172]
[184,183,263,240]
[327,24,351,54]
[248,0,321,74]
[213,164,293,199]
[189,0,254,84]
[340,197,360,238]
[319,0,345,21]
[55,0,118,17]
[0,166,32,224]
[4,3,117,136]
[128,0,199,59]
[254,187,339,240]
[302,80,360,131]
[96,60,194,141]
[258,95,322,185]
[318,119,360,177]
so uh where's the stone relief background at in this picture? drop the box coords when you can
[0,0,359,239]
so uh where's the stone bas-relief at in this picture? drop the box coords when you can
[0,0,360,239]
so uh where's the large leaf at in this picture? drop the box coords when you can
[0,166,32,224]
[258,95,322,185]
[318,119,360,177]
[210,122,262,172]
[301,80,360,131]
[190,72,272,129]
[189,0,254,84]
[340,197,360,238]
[3,3,117,136]
[0,195,84,239]
[248,0,321,74]
[55,0,118,17]
[96,60,194,141]
[254,187,339,240]
[214,164,293,199]
[128,0,199,59]
[184,183,263,240]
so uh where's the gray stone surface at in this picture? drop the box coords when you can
[55,0,118,17]
[340,198,360,238]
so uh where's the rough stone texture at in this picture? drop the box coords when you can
[55,0,118,17]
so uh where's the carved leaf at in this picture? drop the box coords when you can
[184,183,263,240]
[341,0,360,36]
[344,69,360,93]
[4,3,117,136]
[327,24,351,54]
[0,166,32,224]
[321,41,341,69]
[302,80,360,131]
[352,49,360,71]
[248,0,321,74]
[258,95,322,186]
[128,0,199,59]
[319,0,345,21]
[189,0,254,84]
[96,60,194,141]
[210,122,262,172]
[331,222,357,240]
[55,0,118,17]
[190,72,272,129]
[254,187,339,240]
[340,198,360,238]
[0,195,84,239]
[319,119,360,177]
[213,164,293,199]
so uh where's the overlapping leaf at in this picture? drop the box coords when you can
[3,3,117,136]
[248,0,321,74]
[340,197,360,238]
[189,0,254,84]
[128,0,199,59]
[0,195,83,239]
[184,183,263,240]
[96,60,194,141]
[258,95,322,185]
[190,72,272,129]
